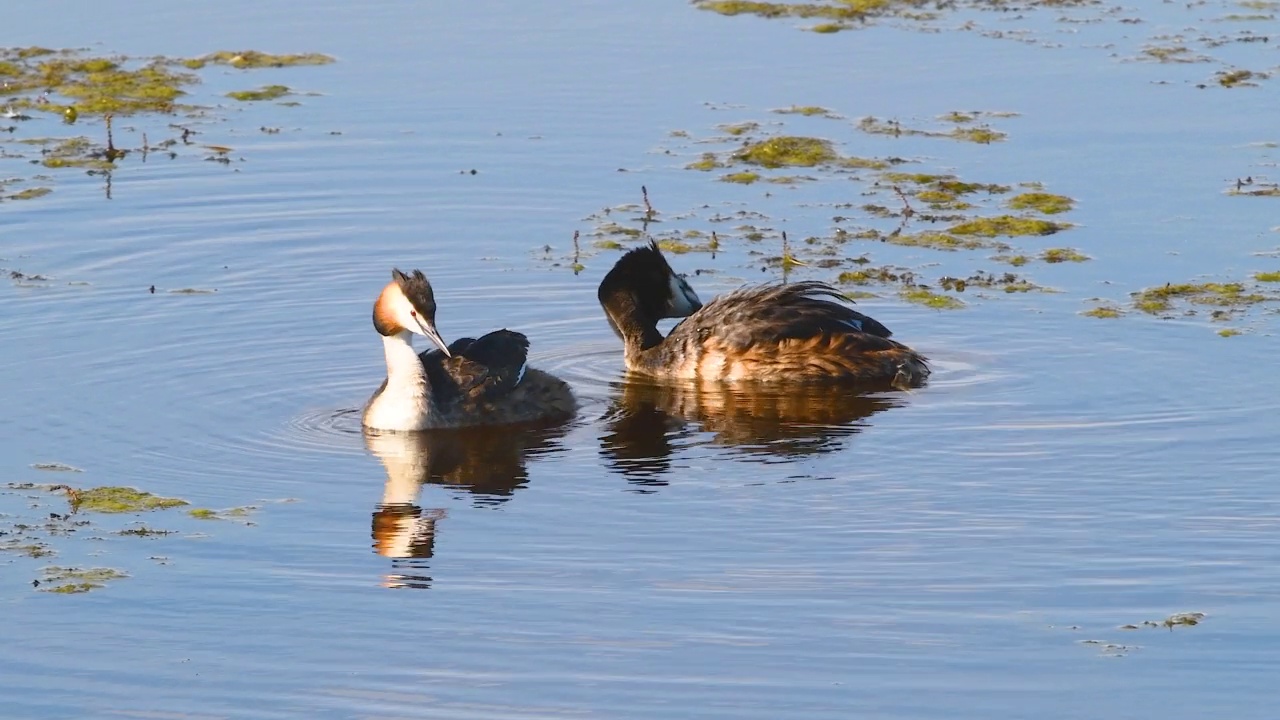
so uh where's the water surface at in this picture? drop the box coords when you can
[3,1,1279,718]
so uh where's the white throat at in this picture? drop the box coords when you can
[382,331,426,390]
[363,330,433,431]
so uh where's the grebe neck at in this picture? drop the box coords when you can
[603,291,666,355]
[382,330,429,397]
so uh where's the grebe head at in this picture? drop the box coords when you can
[372,268,451,356]
[598,242,703,326]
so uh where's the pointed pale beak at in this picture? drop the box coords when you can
[411,314,452,357]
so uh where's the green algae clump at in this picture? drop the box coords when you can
[1218,328,1243,337]
[949,126,1005,144]
[1217,69,1255,87]
[718,122,759,136]
[889,232,992,251]
[5,187,52,201]
[948,215,1066,238]
[188,506,257,520]
[1254,271,1280,282]
[995,254,1031,267]
[1082,305,1122,318]
[773,105,833,117]
[900,288,964,310]
[201,50,335,69]
[733,136,837,168]
[1008,192,1075,215]
[40,566,128,594]
[838,266,904,285]
[721,171,761,184]
[1042,247,1089,263]
[1131,282,1268,314]
[227,84,291,101]
[72,486,189,513]
[686,153,724,171]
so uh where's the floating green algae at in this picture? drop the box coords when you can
[994,254,1031,267]
[900,288,964,309]
[838,266,908,285]
[1131,282,1269,314]
[1,539,55,558]
[0,45,335,203]
[1082,305,1124,319]
[36,136,117,170]
[939,270,1045,294]
[694,0,923,23]
[880,173,1010,196]
[887,231,994,251]
[733,136,837,168]
[718,122,759,136]
[721,171,761,184]
[948,215,1066,237]
[70,486,189,513]
[1042,247,1089,263]
[1218,328,1243,337]
[39,566,128,594]
[4,186,52,201]
[1217,69,1256,87]
[1163,612,1206,628]
[0,49,199,116]
[656,239,696,254]
[687,153,725,171]
[1008,192,1075,214]
[197,50,335,69]
[1254,271,1280,282]
[1142,45,1210,63]
[857,116,1007,144]
[226,84,291,101]
[948,126,1005,144]
[772,105,835,117]
[188,506,257,520]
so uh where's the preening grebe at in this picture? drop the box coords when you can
[362,269,577,431]
[596,243,930,389]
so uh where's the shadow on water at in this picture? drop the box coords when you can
[599,376,912,487]
[363,425,568,589]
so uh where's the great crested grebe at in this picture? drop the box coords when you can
[362,269,576,431]
[596,242,930,389]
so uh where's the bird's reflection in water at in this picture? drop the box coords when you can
[364,425,566,589]
[600,378,907,486]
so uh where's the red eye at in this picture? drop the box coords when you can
[410,310,417,317]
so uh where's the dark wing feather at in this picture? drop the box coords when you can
[671,281,894,350]
[423,329,530,402]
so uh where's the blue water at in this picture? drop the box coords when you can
[3,1,1279,718]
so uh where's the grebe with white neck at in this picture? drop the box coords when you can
[362,269,576,431]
